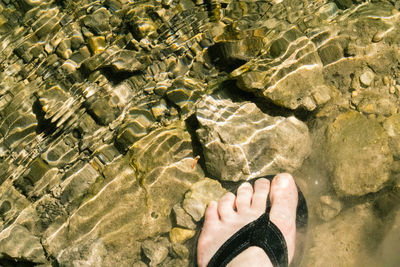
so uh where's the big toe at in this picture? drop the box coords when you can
[269,173,298,262]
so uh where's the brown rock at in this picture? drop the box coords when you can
[327,111,392,196]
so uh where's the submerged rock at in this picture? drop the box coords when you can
[315,195,342,221]
[183,178,226,221]
[169,227,196,244]
[359,69,375,87]
[327,111,392,196]
[196,95,311,181]
[141,238,169,266]
[234,27,333,111]
[383,114,400,159]
[172,204,196,230]
[352,92,395,116]
[0,224,48,264]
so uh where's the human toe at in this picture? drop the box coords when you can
[236,182,253,213]
[270,173,298,213]
[218,192,236,220]
[203,201,219,228]
[251,178,270,211]
[269,173,298,262]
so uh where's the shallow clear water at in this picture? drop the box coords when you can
[0,0,399,266]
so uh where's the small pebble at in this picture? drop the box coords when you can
[372,31,385,43]
[169,227,195,243]
[87,36,106,55]
[360,70,375,87]
[316,195,342,221]
[390,86,396,94]
[383,76,390,86]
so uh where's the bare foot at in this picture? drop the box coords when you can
[197,173,298,267]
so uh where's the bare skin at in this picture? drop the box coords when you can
[197,173,298,267]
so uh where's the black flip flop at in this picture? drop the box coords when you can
[204,174,308,267]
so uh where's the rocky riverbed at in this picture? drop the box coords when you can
[0,0,399,266]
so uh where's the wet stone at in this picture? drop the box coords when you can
[14,158,51,194]
[1,112,37,150]
[0,181,30,229]
[383,114,400,159]
[116,108,155,151]
[56,39,72,59]
[93,144,120,164]
[196,95,311,181]
[57,162,100,210]
[142,238,169,266]
[208,37,264,69]
[21,0,44,8]
[41,121,203,265]
[172,204,197,230]
[372,31,385,43]
[86,97,118,125]
[108,50,146,73]
[317,3,339,20]
[359,69,375,87]
[160,258,189,267]
[151,99,168,120]
[87,36,106,55]
[352,92,395,116]
[169,227,196,244]
[29,168,60,199]
[373,185,400,217]
[133,261,147,267]
[235,27,332,111]
[166,77,204,117]
[171,242,189,260]
[183,178,226,221]
[83,7,110,35]
[318,41,344,66]
[327,111,392,196]
[316,195,342,221]
[0,224,48,264]
[34,13,60,38]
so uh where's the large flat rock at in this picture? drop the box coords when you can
[196,95,311,181]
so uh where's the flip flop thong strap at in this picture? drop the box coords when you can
[207,212,289,267]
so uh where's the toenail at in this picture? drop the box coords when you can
[257,178,270,185]
[208,201,217,207]
[239,182,251,189]
[276,173,292,187]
